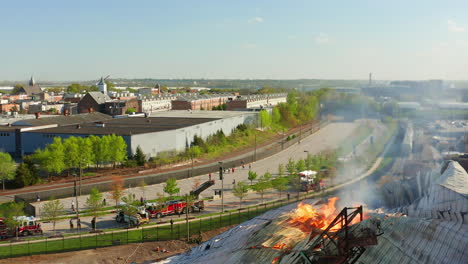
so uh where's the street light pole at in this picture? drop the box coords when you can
[73,173,79,224]
[219,162,224,214]
[254,134,257,162]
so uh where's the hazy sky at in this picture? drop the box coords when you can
[2,0,468,81]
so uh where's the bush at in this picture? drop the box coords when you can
[123,160,138,168]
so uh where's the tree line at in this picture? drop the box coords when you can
[0,134,128,189]
[259,88,330,130]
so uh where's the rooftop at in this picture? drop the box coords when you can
[12,112,112,127]
[27,116,219,135]
[151,110,256,119]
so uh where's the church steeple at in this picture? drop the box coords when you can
[29,76,36,86]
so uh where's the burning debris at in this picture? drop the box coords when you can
[288,197,340,233]
[159,160,468,264]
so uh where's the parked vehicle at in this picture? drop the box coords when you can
[146,199,205,219]
[0,216,43,238]
[115,207,149,227]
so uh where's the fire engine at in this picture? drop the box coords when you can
[146,199,205,219]
[0,216,43,238]
[145,179,213,219]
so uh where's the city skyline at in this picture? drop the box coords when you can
[2,0,468,81]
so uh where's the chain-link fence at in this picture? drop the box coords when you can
[0,198,301,259]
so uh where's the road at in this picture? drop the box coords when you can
[31,120,368,235]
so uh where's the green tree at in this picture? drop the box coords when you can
[134,146,146,166]
[42,198,64,234]
[277,163,285,177]
[263,171,272,181]
[86,187,103,220]
[287,91,298,114]
[232,181,249,209]
[43,137,66,179]
[11,84,24,95]
[258,110,271,129]
[14,158,40,187]
[75,137,93,196]
[296,159,306,173]
[1,202,25,239]
[252,176,271,206]
[163,178,180,197]
[247,170,257,186]
[89,135,109,169]
[0,152,16,190]
[272,107,281,125]
[63,136,80,176]
[121,194,139,220]
[125,108,137,114]
[108,134,127,168]
[272,176,288,198]
[286,158,296,175]
[305,153,313,170]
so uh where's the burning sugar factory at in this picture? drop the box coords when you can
[158,119,468,264]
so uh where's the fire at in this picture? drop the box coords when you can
[271,256,281,264]
[288,197,339,233]
[271,243,287,249]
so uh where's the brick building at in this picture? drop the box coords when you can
[171,94,231,110]
[77,92,111,113]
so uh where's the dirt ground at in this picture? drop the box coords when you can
[0,226,235,264]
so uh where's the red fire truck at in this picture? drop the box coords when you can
[0,216,43,238]
[146,200,205,219]
[145,179,213,219]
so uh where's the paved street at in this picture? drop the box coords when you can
[32,120,372,235]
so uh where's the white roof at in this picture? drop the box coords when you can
[437,161,468,196]
[299,170,317,176]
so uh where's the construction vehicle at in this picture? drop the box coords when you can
[115,206,149,227]
[0,216,43,238]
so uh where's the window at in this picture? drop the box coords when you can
[0,133,10,136]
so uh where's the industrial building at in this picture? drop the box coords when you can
[226,93,287,110]
[0,110,257,158]
[171,94,232,110]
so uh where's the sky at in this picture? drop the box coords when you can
[1,0,468,81]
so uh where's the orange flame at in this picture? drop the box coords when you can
[288,197,339,233]
[272,256,281,264]
[271,243,287,249]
